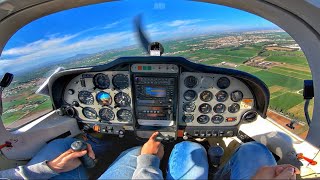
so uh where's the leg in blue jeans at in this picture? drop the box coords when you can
[166,141,209,180]
[27,137,88,179]
[214,142,277,179]
[98,147,141,179]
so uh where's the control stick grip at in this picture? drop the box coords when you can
[70,140,95,168]
[208,145,224,167]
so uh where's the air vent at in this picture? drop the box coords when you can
[242,110,258,122]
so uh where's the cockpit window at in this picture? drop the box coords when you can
[0,0,312,136]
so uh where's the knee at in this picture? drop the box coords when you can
[238,142,272,157]
[120,146,141,156]
[174,141,206,153]
[48,137,76,147]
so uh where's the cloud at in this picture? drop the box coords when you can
[102,20,125,29]
[167,19,205,27]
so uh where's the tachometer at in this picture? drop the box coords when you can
[213,103,226,113]
[114,92,131,107]
[217,77,230,89]
[93,73,110,89]
[198,103,212,114]
[197,115,210,124]
[183,90,197,101]
[78,91,94,105]
[117,109,132,122]
[113,74,129,89]
[228,103,240,113]
[184,76,198,88]
[200,91,213,102]
[215,91,228,102]
[96,91,112,106]
[82,107,97,119]
[99,108,114,122]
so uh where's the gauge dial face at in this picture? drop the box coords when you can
[215,91,228,102]
[93,73,110,89]
[217,77,230,89]
[78,91,94,105]
[82,107,97,119]
[198,103,212,114]
[183,90,197,101]
[200,91,213,102]
[228,103,240,113]
[183,102,196,112]
[96,91,112,106]
[197,115,210,124]
[231,90,243,102]
[184,76,198,88]
[113,74,129,89]
[212,115,224,124]
[182,114,194,123]
[114,92,131,107]
[117,109,132,122]
[213,103,226,113]
[99,108,114,121]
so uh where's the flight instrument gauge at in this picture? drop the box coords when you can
[213,103,226,113]
[99,108,114,121]
[117,109,133,122]
[197,115,210,124]
[217,77,230,89]
[114,92,131,107]
[96,91,112,106]
[82,107,97,119]
[78,91,94,105]
[212,115,224,124]
[231,90,243,102]
[198,103,212,114]
[113,74,129,89]
[93,73,110,89]
[215,91,228,102]
[228,103,240,113]
[183,90,197,101]
[200,91,213,102]
[182,114,194,123]
[184,76,198,88]
[183,102,196,112]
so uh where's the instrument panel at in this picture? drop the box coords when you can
[55,57,267,140]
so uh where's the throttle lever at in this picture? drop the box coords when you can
[71,140,95,168]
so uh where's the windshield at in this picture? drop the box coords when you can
[0,0,312,137]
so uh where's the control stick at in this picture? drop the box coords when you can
[70,140,95,168]
[208,145,224,167]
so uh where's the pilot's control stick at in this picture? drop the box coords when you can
[208,145,224,167]
[71,140,95,168]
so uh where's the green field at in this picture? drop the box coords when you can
[269,92,303,111]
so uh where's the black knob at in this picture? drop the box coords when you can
[70,140,95,168]
[208,145,224,167]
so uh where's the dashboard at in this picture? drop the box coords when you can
[49,56,269,141]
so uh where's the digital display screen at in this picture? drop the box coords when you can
[145,87,166,97]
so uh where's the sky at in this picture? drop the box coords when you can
[0,0,279,74]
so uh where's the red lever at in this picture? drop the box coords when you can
[297,153,317,165]
[0,141,12,150]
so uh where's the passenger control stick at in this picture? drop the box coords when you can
[71,140,95,168]
[208,145,224,167]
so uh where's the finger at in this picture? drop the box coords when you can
[276,164,300,174]
[149,132,159,141]
[276,167,295,179]
[275,166,285,176]
[86,143,95,159]
[66,150,87,160]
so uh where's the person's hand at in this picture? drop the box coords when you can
[140,132,164,160]
[252,164,300,179]
[47,143,95,173]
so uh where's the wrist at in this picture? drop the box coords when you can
[47,160,63,173]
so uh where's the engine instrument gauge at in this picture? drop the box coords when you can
[183,102,196,112]
[212,115,224,124]
[213,103,226,113]
[114,92,131,107]
[228,103,240,113]
[82,107,97,119]
[231,90,243,102]
[217,77,230,89]
[113,74,129,89]
[200,91,213,102]
[197,115,210,124]
[215,91,228,102]
[99,108,114,121]
[182,114,194,123]
[184,76,198,88]
[117,109,132,122]
[198,103,212,114]
[93,73,110,89]
[78,91,94,105]
[183,90,197,101]
[96,91,112,106]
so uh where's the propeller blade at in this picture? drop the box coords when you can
[134,15,151,54]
